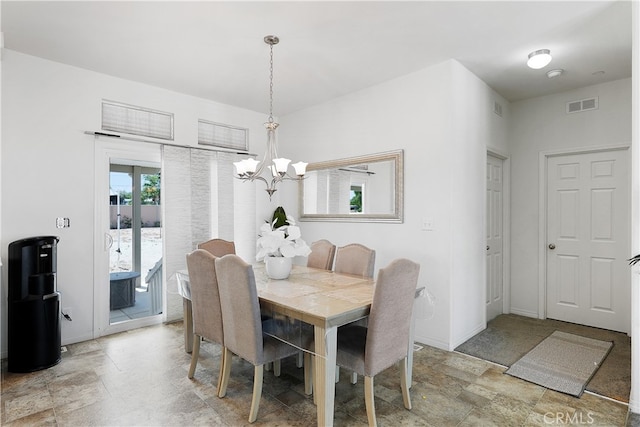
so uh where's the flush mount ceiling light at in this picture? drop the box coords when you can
[527,49,552,69]
[546,69,564,78]
[233,35,307,200]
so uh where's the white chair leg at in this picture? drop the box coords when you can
[335,366,340,383]
[297,350,304,368]
[265,361,272,371]
[274,359,281,377]
[364,376,377,427]
[249,365,264,423]
[303,352,313,395]
[400,357,412,410]
[350,371,358,384]
[218,347,233,398]
[187,334,201,378]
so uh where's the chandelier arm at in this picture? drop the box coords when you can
[235,174,269,186]
[280,173,305,181]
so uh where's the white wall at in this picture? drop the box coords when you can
[450,62,509,343]
[279,59,509,350]
[1,50,268,355]
[630,0,640,413]
[509,78,632,318]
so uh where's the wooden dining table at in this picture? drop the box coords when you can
[177,263,375,427]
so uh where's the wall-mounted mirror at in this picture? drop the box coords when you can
[299,150,403,223]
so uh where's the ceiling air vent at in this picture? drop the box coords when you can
[198,119,248,152]
[566,97,598,114]
[493,101,503,117]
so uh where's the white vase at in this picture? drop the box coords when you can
[265,256,292,280]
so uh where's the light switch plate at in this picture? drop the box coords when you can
[56,218,70,228]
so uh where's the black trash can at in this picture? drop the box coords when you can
[8,236,61,372]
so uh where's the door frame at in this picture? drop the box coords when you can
[537,144,631,320]
[93,137,164,338]
[487,148,511,317]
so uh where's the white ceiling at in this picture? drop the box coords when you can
[1,1,632,116]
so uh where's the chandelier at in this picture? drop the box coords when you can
[233,35,307,200]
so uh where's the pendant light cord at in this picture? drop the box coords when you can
[268,42,274,124]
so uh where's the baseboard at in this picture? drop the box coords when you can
[0,332,95,361]
[509,307,539,319]
[414,335,448,351]
[452,323,486,349]
[62,332,95,346]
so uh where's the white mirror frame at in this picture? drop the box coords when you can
[299,150,404,223]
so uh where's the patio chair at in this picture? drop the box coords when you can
[144,257,163,315]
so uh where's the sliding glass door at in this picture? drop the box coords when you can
[109,164,162,324]
[94,139,163,337]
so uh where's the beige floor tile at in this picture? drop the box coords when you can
[1,321,632,426]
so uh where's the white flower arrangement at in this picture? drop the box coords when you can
[256,215,312,261]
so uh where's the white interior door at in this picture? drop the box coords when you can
[486,154,504,321]
[546,148,630,333]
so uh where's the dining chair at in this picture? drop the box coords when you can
[214,254,304,423]
[301,239,338,370]
[335,258,420,427]
[332,243,376,382]
[197,238,236,257]
[334,243,376,278]
[185,249,225,394]
[307,239,337,271]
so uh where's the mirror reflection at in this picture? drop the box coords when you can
[299,150,403,223]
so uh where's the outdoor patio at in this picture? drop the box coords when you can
[109,227,163,323]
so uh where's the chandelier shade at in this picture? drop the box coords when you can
[233,35,307,200]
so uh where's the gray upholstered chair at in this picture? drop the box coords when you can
[330,243,376,383]
[334,243,376,278]
[336,258,420,427]
[302,239,338,372]
[197,238,236,257]
[307,239,336,271]
[185,249,225,394]
[215,254,301,423]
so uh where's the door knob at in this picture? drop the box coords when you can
[548,243,556,250]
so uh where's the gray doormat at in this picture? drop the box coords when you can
[454,314,630,402]
[505,331,613,397]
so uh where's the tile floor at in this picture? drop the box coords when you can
[1,321,633,426]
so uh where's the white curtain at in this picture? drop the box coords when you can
[162,145,255,321]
